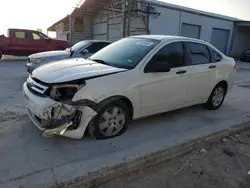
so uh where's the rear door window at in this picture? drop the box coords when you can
[187,42,211,65]
[15,32,25,39]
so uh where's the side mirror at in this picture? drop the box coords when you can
[81,49,89,55]
[145,61,171,73]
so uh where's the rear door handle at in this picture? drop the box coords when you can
[176,70,187,75]
[209,65,216,69]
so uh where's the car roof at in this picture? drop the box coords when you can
[130,35,211,45]
[132,34,207,42]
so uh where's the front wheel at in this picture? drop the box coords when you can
[88,100,130,140]
[204,84,226,110]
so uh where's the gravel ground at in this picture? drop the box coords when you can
[93,129,250,188]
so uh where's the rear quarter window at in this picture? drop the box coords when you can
[209,47,222,62]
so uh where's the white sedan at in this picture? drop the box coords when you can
[23,35,236,140]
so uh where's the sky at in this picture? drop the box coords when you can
[0,0,250,37]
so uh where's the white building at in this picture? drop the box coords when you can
[47,0,249,57]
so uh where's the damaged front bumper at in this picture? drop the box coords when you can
[23,82,97,139]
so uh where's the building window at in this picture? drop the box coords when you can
[181,23,201,39]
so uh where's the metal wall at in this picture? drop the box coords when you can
[92,1,148,42]
[149,6,234,54]
[93,11,108,40]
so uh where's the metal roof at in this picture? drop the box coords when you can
[146,0,242,22]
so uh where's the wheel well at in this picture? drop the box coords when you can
[118,97,134,120]
[93,96,134,120]
[216,81,228,93]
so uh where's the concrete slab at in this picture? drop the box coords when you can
[0,61,250,187]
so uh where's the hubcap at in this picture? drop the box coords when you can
[212,87,224,107]
[99,106,126,137]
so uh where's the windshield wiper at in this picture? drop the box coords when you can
[89,58,110,66]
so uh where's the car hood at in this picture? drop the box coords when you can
[32,58,127,83]
[28,50,70,60]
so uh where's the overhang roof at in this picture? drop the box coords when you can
[47,16,68,31]
[71,0,115,16]
[235,21,250,27]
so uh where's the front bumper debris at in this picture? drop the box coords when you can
[23,82,97,139]
[42,122,73,137]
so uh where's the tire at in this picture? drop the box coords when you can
[88,100,130,140]
[0,51,2,60]
[240,55,246,62]
[204,83,227,110]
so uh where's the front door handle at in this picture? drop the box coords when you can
[176,70,187,75]
[209,65,216,69]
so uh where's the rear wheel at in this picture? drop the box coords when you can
[0,51,2,60]
[240,54,247,62]
[204,83,227,110]
[88,100,130,140]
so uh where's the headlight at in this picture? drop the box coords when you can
[30,58,45,64]
[50,85,79,101]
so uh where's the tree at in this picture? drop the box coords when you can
[37,28,43,33]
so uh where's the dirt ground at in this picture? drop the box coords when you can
[93,129,250,188]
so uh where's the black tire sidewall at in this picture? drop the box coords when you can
[205,84,226,110]
[241,55,246,62]
[0,51,2,60]
[89,100,130,140]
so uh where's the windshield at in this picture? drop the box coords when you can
[67,41,90,53]
[89,38,160,69]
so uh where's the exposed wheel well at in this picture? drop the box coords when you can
[216,81,228,93]
[95,96,134,120]
[118,97,134,120]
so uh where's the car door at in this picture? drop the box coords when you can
[29,31,50,53]
[11,31,32,55]
[183,42,218,104]
[140,41,190,117]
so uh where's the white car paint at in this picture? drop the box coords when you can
[32,58,126,83]
[22,35,236,139]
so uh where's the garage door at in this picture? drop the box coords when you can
[181,23,201,39]
[211,28,229,54]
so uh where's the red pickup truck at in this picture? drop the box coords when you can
[0,29,69,59]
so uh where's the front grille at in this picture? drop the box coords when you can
[26,76,49,97]
[27,84,47,97]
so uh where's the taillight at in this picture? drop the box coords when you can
[233,64,237,70]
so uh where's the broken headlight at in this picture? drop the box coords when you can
[50,84,79,101]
